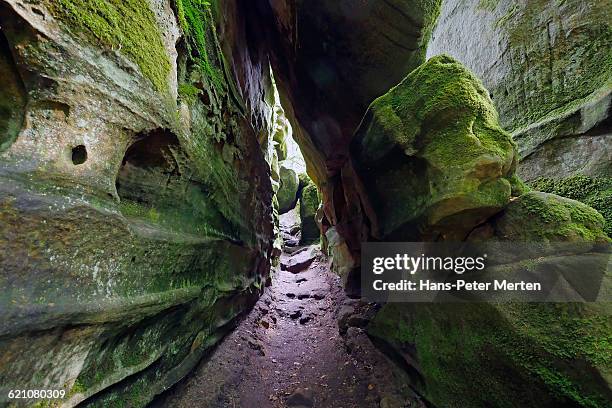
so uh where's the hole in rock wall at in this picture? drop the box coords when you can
[71,144,87,165]
[116,129,181,204]
[0,8,27,152]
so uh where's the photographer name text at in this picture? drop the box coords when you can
[372,279,542,292]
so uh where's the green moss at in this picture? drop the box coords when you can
[299,181,320,245]
[529,175,612,236]
[45,0,171,93]
[371,55,516,168]
[76,350,116,392]
[519,193,571,223]
[414,0,443,62]
[178,83,202,103]
[300,183,319,213]
[353,55,517,238]
[175,0,224,89]
[494,4,519,28]
[278,164,299,213]
[497,191,609,242]
[369,303,612,408]
[498,304,612,408]
[509,173,530,196]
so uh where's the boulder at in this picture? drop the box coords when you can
[528,175,612,237]
[280,247,317,274]
[427,0,612,181]
[492,191,609,243]
[299,179,321,244]
[368,191,611,408]
[278,163,300,214]
[351,55,518,240]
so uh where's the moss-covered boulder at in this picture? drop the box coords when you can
[427,0,612,181]
[528,175,612,237]
[368,302,612,408]
[299,179,321,245]
[278,163,299,214]
[492,191,609,243]
[351,55,518,240]
[273,116,289,161]
[367,191,611,407]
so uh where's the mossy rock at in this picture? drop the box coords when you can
[427,0,612,182]
[367,191,611,407]
[175,0,224,90]
[0,187,265,407]
[494,191,609,242]
[0,0,275,405]
[278,163,299,214]
[528,175,612,237]
[45,0,172,93]
[274,139,288,162]
[299,179,320,245]
[273,125,288,162]
[351,55,518,240]
[368,302,612,408]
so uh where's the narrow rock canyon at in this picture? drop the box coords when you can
[0,1,610,407]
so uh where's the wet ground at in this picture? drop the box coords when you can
[156,227,424,407]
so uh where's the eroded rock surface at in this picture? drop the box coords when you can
[368,190,611,407]
[278,162,299,214]
[1,1,610,408]
[352,55,518,240]
[299,179,321,245]
[0,0,275,406]
[427,0,612,180]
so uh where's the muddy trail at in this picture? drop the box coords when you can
[154,224,425,408]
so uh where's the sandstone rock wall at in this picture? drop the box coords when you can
[0,0,275,406]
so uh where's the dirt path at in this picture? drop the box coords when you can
[156,243,423,408]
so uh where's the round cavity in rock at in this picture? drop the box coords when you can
[71,144,87,165]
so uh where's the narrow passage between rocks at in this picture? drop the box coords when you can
[155,220,426,408]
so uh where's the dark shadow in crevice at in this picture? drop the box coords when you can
[0,4,27,152]
[71,145,87,165]
[366,334,437,408]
